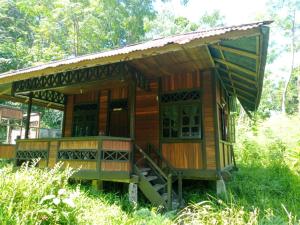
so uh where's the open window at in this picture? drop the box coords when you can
[161,90,201,139]
[219,104,228,141]
[72,104,98,137]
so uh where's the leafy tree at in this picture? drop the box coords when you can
[266,0,300,114]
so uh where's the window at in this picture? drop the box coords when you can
[72,104,98,137]
[161,90,201,139]
[219,105,228,141]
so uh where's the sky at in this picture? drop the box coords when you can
[154,0,300,80]
[154,0,268,25]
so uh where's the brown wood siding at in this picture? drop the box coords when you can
[62,160,97,170]
[101,161,130,172]
[162,71,201,92]
[74,92,98,104]
[59,140,98,150]
[135,80,159,150]
[102,140,132,151]
[99,90,108,134]
[161,143,202,169]
[17,141,48,150]
[64,95,74,137]
[0,144,15,159]
[48,141,58,167]
[111,86,128,100]
[202,70,217,169]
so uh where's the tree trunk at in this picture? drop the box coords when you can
[281,9,296,114]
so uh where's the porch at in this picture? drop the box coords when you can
[15,136,134,182]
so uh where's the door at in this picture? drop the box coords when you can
[109,99,129,137]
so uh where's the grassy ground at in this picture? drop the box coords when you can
[0,114,299,224]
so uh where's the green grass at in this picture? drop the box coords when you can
[0,114,300,224]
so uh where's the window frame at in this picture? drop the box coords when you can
[160,89,202,141]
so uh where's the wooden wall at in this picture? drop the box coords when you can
[216,77,233,169]
[135,80,159,150]
[162,71,200,91]
[64,95,74,137]
[0,144,15,159]
[162,143,202,169]
[202,70,217,170]
[63,86,128,137]
[160,71,205,170]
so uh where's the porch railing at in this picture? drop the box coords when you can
[15,136,133,180]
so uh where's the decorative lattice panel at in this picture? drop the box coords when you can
[102,150,129,161]
[58,150,97,160]
[161,90,201,103]
[16,151,48,160]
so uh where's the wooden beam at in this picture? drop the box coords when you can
[221,76,257,92]
[217,67,257,85]
[25,93,33,139]
[129,81,136,139]
[228,90,255,105]
[211,44,258,60]
[214,58,257,77]
[206,45,216,67]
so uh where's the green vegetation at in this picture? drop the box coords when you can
[0,114,299,224]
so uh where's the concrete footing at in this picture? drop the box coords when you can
[128,183,138,205]
[92,180,103,190]
[216,178,227,198]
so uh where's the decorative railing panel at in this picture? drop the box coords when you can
[15,136,133,177]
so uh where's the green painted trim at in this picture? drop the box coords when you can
[106,90,111,136]
[62,96,68,137]
[16,136,132,143]
[158,77,163,158]
[212,70,221,172]
[180,169,218,180]
[200,70,207,169]
[161,139,202,143]
[129,80,136,139]
[100,171,131,181]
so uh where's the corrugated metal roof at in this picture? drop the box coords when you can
[0,21,272,79]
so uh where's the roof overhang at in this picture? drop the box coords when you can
[0,21,271,112]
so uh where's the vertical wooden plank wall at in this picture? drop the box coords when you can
[161,71,204,170]
[99,90,108,135]
[64,95,74,137]
[135,80,159,150]
[63,86,129,138]
[202,70,217,170]
[216,76,233,169]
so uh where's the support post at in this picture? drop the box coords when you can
[6,119,11,144]
[92,180,103,191]
[178,172,183,207]
[25,92,33,139]
[129,80,136,139]
[167,173,172,210]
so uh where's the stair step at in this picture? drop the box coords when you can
[161,193,168,201]
[153,184,165,192]
[146,176,158,182]
[140,167,151,172]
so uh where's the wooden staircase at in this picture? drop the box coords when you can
[134,145,182,210]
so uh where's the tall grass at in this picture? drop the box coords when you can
[0,114,299,224]
[176,114,300,224]
[0,161,173,225]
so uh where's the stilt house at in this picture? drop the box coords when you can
[0,21,271,209]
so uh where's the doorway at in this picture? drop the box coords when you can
[109,99,129,137]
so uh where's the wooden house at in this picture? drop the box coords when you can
[0,21,271,209]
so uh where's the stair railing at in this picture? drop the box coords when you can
[135,144,173,210]
[146,143,177,177]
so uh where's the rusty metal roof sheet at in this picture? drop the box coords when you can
[0,21,272,80]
